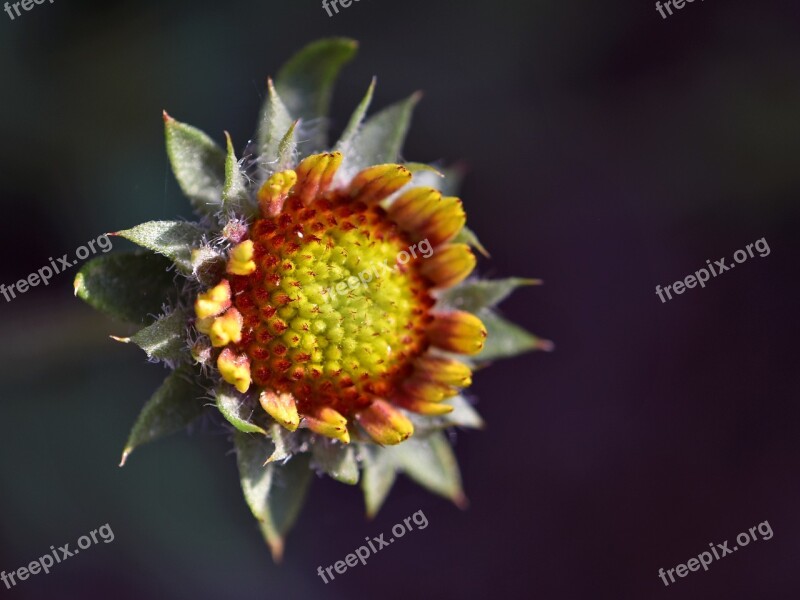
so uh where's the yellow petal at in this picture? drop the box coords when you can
[303,406,350,443]
[194,280,232,319]
[258,170,298,216]
[414,355,473,388]
[388,188,465,245]
[349,164,412,204]
[394,396,455,416]
[209,308,244,347]
[428,311,487,356]
[217,348,251,393]
[420,243,476,289]
[356,400,414,445]
[402,378,459,403]
[294,152,343,205]
[226,240,256,276]
[259,390,300,431]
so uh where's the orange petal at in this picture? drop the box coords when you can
[303,406,350,443]
[419,196,466,247]
[194,279,232,319]
[217,348,251,393]
[356,399,414,445]
[349,164,412,204]
[388,188,466,246]
[259,390,300,431]
[294,152,343,205]
[209,308,244,347]
[258,170,298,216]
[420,243,476,289]
[428,311,487,355]
[401,378,458,403]
[413,355,473,388]
[387,186,441,230]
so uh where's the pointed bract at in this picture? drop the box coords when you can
[116,308,188,363]
[335,77,376,155]
[344,92,421,174]
[120,367,206,466]
[235,432,312,561]
[113,221,205,274]
[257,79,295,173]
[222,132,254,217]
[275,37,358,152]
[74,252,178,325]
[164,112,226,218]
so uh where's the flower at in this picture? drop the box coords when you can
[74,38,552,561]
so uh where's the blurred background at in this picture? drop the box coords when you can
[1,0,799,598]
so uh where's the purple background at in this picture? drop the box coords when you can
[1,0,799,598]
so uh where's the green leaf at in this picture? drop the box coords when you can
[476,309,553,361]
[222,132,254,216]
[74,252,178,325]
[443,396,485,429]
[256,79,295,172]
[404,162,443,177]
[164,113,226,217]
[311,440,359,485]
[410,164,465,196]
[335,77,375,154]
[389,432,466,507]
[451,226,489,257]
[346,92,421,173]
[277,120,299,171]
[439,278,540,313]
[112,308,188,363]
[120,366,207,466]
[235,432,313,561]
[360,445,398,518]
[265,424,294,464]
[114,221,205,273]
[275,37,358,152]
[215,385,267,434]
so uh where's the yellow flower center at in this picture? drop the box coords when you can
[228,194,433,416]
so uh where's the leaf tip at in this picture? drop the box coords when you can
[119,447,132,467]
[453,491,469,510]
[162,109,174,123]
[269,538,285,563]
[72,272,84,297]
[109,335,131,344]
[536,338,555,352]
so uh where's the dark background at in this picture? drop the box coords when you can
[1,0,799,598]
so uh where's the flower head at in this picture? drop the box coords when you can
[74,38,551,560]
